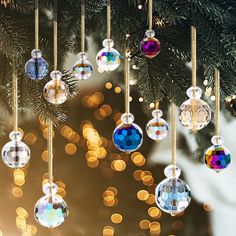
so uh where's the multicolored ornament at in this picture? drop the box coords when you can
[179,87,211,132]
[34,183,69,228]
[73,52,92,80]
[140,30,161,58]
[2,131,30,168]
[155,165,191,215]
[96,39,121,73]
[113,113,143,153]
[204,135,231,172]
[43,70,69,105]
[146,109,168,141]
[25,49,49,81]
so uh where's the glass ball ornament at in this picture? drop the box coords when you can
[96,39,121,73]
[112,113,143,153]
[34,183,69,228]
[2,131,30,168]
[140,30,161,58]
[155,165,191,215]
[179,87,211,132]
[73,52,93,80]
[25,49,49,81]
[43,70,69,105]
[204,135,231,172]
[146,109,169,141]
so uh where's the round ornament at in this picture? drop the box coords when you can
[43,70,69,105]
[113,113,143,152]
[146,109,168,141]
[34,183,69,228]
[204,135,231,172]
[155,165,191,215]
[140,30,161,58]
[2,131,30,168]
[25,49,49,81]
[179,87,211,132]
[73,52,93,80]
[96,39,121,72]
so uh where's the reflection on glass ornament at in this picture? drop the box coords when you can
[34,183,69,228]
[43,70,69,105]
[2,131,30,168]
[204,135,231,172]
[179,87,211,132]
[25,49,48,81]
[113,113,143,153]
[96,39,121,73]
[146,109,169,141]
[73,52,93,80]
[155,165,191,215]
[140,30,161,58]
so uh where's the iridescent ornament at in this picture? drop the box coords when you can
[43,70,69,105]
[25,49,49,81]
[146,109,169,141]
[179,87,211,132]
[96,39,121,72]
[204,135,231,172]
[2,131,30,168]
[73,52,93,80]
[34,183,69,228]
[113,113,143,152]
[140,30,161,58]
[155,165,191,215]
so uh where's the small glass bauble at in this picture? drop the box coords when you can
[34,183,68,228]
[96,39,121,72]
[2,131,30,168]
[146,109,169,141]
[204,135,231,172]
[112,113,143,152]
[43,70,69,105]
[140,30,161,58]
[179,87,211,132]
[73,52,93,80]
[155,165,191,215]
[25,49,49,81]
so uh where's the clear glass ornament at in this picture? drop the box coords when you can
[146,109,169,141]
[25,49,49,81]
[73,52,93,80]
[179,87,211,132]
[140,30,161,58]
[112,113,143,152]
[43,70,69,105]
[1,131,30,168]
[96,39,121,72]
[155,165,191,215]
[34,183,69,228]
[204,135,231,172]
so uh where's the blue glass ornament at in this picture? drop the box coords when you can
[113,113,143,152]
[25,49,48,81]
[34,183,69,228]
[155,165,191,215]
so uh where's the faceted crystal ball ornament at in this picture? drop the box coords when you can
[25,49,49,81]
[179,87,211,132]
[204,135,231,172]
[140,30,161,58]
[43,70,69,105]
[34,183,69,228]
[113,113,143,152]
[96,39,121,72]
[146,109,169,141]
[155,165,191,215]
[73,52,93,80]
[2,131,30,168]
